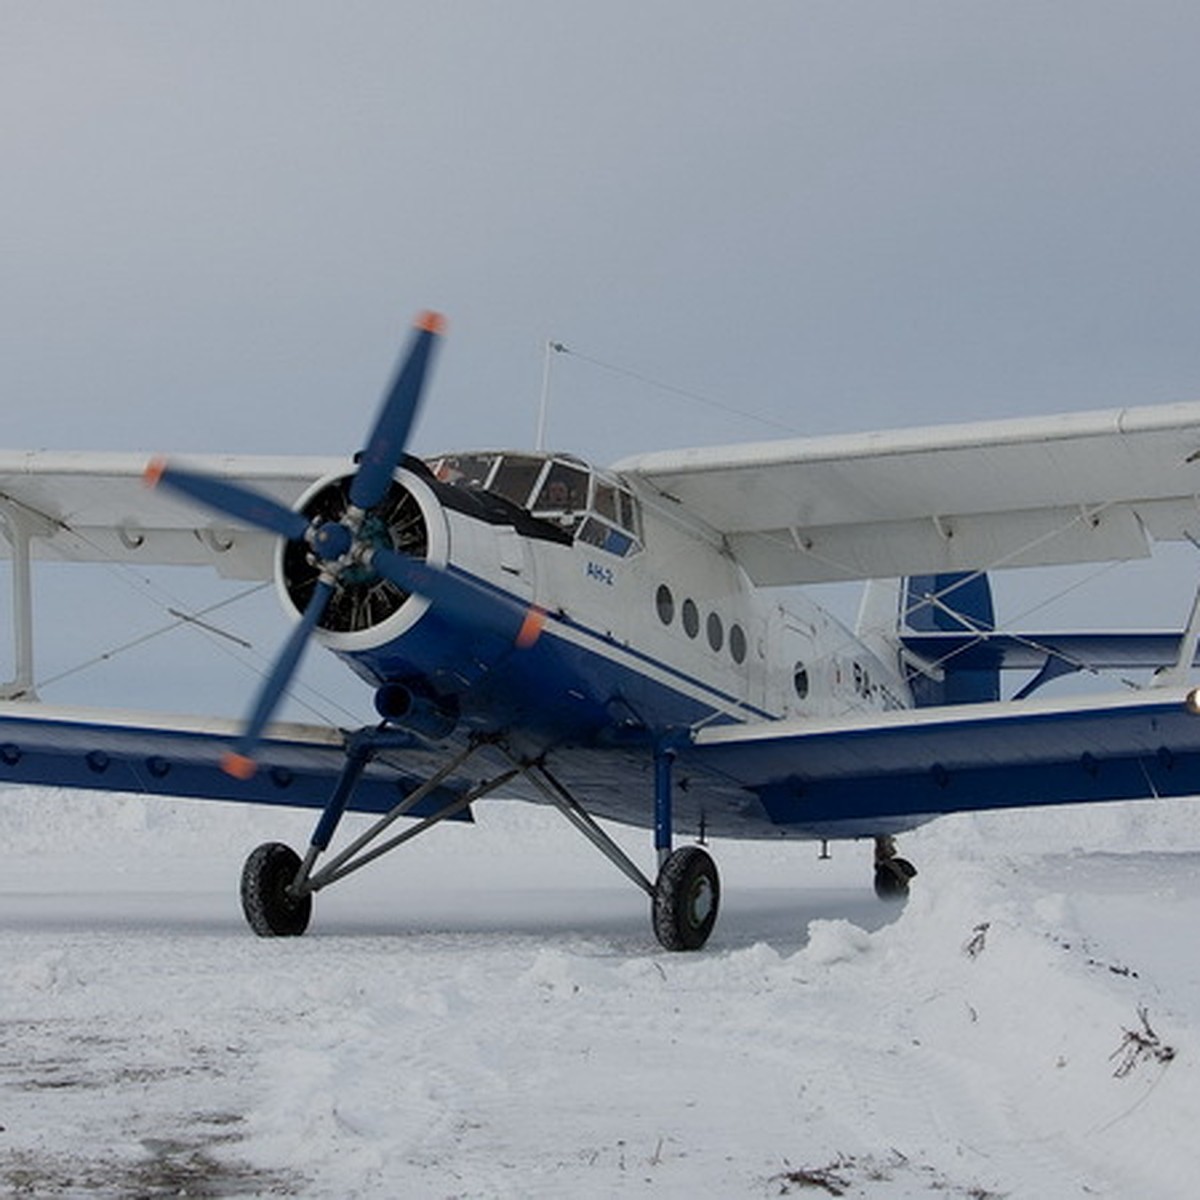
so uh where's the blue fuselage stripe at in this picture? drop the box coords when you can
[442,563,775,723]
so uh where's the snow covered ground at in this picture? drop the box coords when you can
[3,786,1200,1197]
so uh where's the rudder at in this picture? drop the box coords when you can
[902,572,1000,706]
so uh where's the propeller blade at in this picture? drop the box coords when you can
[348,311,446,513]
[371,549,545,649]
[221,578,335,778]
[145,459,311,543]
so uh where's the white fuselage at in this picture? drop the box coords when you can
[310,452,916,744]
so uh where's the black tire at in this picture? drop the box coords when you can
[653,846,720,951]
[874,856,917,902]
[241,842,312,937]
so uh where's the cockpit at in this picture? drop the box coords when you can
[425,451,642,557]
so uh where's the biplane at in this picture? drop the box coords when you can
[4,312,1200,949]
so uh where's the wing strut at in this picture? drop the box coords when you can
[1155,579,1200,690]
[0,500,51,701]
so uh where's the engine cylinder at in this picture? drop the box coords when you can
[275,466,449,653]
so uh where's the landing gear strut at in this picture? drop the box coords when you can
[237,729,722,951]
[239,733,520,939]
[520,753,721,952]
[873,834,917,901]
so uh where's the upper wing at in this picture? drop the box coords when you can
[680,685,1200,838]
[614,401,1200,584]
[0,451,344,579]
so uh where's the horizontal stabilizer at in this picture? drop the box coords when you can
[901,630,1200,673]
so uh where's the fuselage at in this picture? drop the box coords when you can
[284,450,913,765]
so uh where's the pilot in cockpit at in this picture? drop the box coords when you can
[543,479,573,509]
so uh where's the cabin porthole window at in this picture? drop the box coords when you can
[655,584,675,625]
[729,623,747,664]
[793,664,809,700]
[706,611,724,653]
[682,598,700,638]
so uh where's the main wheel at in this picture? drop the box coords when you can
[241,842,313,937]
[874,856,917,902]
[653,846,720,951]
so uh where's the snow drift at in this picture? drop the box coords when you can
[3,786,1200,1196]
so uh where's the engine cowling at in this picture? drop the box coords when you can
[275,465,449,653]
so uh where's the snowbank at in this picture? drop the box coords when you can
[3,786,1200,1196]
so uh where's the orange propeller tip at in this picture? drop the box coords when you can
[143,457,167,488]
[222,751,258,780]
[515,606,547,649]
[416,310,447,335]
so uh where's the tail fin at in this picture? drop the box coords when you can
[902,572,1000,706]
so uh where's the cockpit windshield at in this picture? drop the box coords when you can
[426,450,642,556]
[487,455,544,508]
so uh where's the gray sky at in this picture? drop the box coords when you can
[5,2,1200,713]
[8,3,1200,463]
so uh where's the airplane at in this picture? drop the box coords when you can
[6,310,1200,950]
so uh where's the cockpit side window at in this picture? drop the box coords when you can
[593,480,619,523]
[576,475,642,558]
[592,478,640,535]
[617,489,640,539]
[578,516,635,556]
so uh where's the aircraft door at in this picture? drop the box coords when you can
[495,527,536,602]
[769,609,819,718]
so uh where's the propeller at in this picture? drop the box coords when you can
[221,578,334,779]
[370,547,547,649]
[143,460,312,543]
[146,311,447,777]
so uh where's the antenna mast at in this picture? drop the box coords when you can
[535,340,566,451]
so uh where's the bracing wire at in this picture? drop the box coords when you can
[549,342,804,437]
[16,501,364,726]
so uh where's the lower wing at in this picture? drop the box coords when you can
[684,686,1200,837]
[0,701,476,819]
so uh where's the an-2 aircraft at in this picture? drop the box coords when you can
[6,311,1200,950]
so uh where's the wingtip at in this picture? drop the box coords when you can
[143,457,167,488]
[416,310,447,336]
[221,751,258,780]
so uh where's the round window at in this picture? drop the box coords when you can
[655,583,675,625]
[682,598,699,638]
[729,623,747,664]
[707,612,724,652]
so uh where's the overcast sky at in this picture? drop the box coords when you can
[7,2,1200,465]
[5,2,1200,711]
